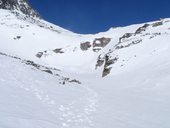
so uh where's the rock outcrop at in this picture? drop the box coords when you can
[80,37,111,52]
[36,52,43,58]
[135,24,150,35]
[102,55,118,77]
[152,21,163,27]
[0,0,40,18]
[80,42,91,51]
[93,37,111,52]
[53,48,64,54]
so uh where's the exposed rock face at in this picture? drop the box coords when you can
[80,37,111,52]
[80,42,91,51]
[135,24,150,35]
[95,55,105,69]
[152,21,163,27]
[102,55,118,77]
[119,33,133,43]
[0,0,40,18]
[93,37,111,52]
[116,39,142,49]
[42,69,53,74]
[93,37,111,48]
[102,67,112,77]
[95,52,118,77]
[53,48,64,54]
[36,52,43,58]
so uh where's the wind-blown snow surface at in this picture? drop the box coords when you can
[1,8,170,128]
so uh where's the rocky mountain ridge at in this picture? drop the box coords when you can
[0,0,40,18]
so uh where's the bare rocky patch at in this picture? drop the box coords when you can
[53,48,64,54]
[152,21,163,27]
[80,42,91,51]
[80,37,111,52]
[93,37,111,52]
[135,24,150,35]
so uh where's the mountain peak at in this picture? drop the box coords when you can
[0,0,40,18]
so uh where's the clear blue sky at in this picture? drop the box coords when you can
[29,0,170,34]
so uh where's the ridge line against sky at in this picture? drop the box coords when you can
[29,0,170,34]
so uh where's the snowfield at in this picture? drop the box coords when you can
[0,8,170,128]
[0,54,98,128]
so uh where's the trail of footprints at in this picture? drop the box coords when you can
[16,80,98,128]
[58,90,98,128]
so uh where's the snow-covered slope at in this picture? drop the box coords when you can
[0,52,97,128]
[1,8,170,76]
[1,2,170,128]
